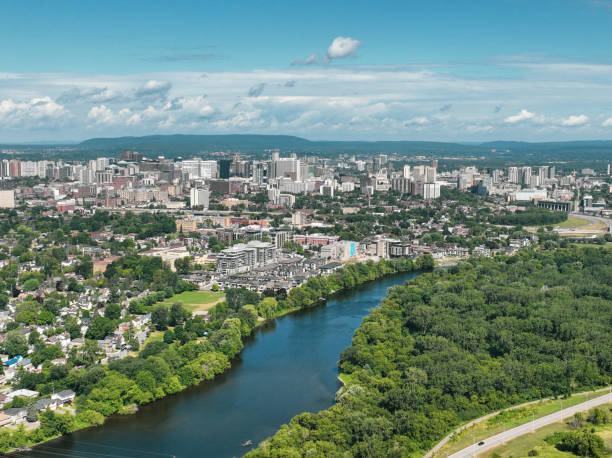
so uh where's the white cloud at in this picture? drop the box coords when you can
[291,54,318,66]
[0,96,69,128]
[504,109,536,123]
[466,124,493,133]
[165,95,215,118]
[4,62,612,140]
[58,86,121,104]
[327,36,361,59]
[87,104,116,124]
[404,116,429,126]
[561,114,588,126]
[134,80,172,99]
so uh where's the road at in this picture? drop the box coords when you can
[447,389,612,458]
[571,212,612,232]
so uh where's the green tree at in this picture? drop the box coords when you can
[152,306,169,330]
[3,331,28,357]
[104,303,122,320]
[23,278,40,292]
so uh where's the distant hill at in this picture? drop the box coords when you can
[78,134,489,155]
[2,135,611,163]
[78,134,314,154]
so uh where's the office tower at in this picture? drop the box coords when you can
[269,157,300,181]
[190,187,210,209]
[218,160,232,179]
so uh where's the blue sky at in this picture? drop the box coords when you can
[2,0,612,142]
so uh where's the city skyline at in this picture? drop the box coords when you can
[2,0,612,142]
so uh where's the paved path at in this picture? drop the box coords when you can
[447,389,612,458]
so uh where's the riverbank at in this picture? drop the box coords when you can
[15,257,432,456]
[244,246,612,458]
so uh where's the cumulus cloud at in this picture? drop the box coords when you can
[57,87,121,104]
[135,80,172,100]
[561,114,588,126]
[5,62,612,140]
[88,94,216,128]
[504,109,536,123]
[291,54,318,66]
[327,36,361,60]
[0,96,69,128]
[247,83,266,97]
[165,95,215,118]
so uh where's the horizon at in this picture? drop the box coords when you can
[2,1,612,143]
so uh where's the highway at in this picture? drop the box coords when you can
[447,389,612,458]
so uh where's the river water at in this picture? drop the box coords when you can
[25,272,418,458]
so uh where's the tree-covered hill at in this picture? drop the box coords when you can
[247,246,612,457]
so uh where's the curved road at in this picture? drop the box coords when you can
[448,388,612,458]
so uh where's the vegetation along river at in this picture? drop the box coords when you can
[24,271,420,458]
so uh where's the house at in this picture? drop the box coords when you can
[34,398,58,412]
[3,407,26,423]
[51,389,75,405]
[8,389,39,400]
[17,358,33,371]
[3,355,22,367]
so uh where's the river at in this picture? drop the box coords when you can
[24,271,419,458]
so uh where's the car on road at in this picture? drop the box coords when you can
[478,441,485,446]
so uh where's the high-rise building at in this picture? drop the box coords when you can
[508,167,519,183]
[252,161,266,185]
[521,166,532,185]
[537,166,548,184]
[190,187,210,209]
[269,157,300,181]
[218,160,232,179]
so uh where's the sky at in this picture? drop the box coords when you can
[2,0,612,143]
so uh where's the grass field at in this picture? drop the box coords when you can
[557,216,592,228]
[436,390,612,457]
[160,290,225,312]
[480,403,612,457]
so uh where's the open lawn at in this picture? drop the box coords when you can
[160,290,225,312]
[480,403,612,457]
[557,216,592,228]
[436,390,611,457]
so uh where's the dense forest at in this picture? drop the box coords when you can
[247,246,612,457]
[489,208,568,226]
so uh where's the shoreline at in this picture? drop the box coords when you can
[14,263,428,455]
